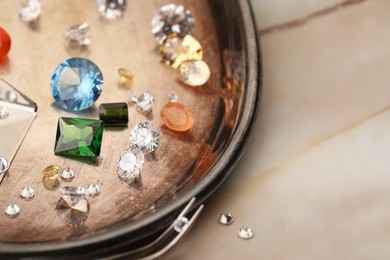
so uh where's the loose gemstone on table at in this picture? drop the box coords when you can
[97,0,127,20]
[0,157,9,174]
[160,102,195,132]
[130,122,160,154]
[178,60,210,87]
[19,0,41,23]
[118,68,134,89]
[99,102,128,127]
[4,204,20,218]
[117,146,144,180]
[64,22,91,46]
[168,91,179,103]
[42,175,60,190]
[42,165,61,177]
[130,91,155,113]
[56,197,89,225]
[160,34,202,69]
[238,228,254,239]
[151,4,194,44]
[60,168,75,181]
[86,183,100,197]
[54,117,104,157]
[50,57,104,111]
[0,27,11,60]
[19,187,35,200]
[0,105,9,119]
[218,213,234,225]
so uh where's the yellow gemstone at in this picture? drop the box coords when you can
[118,68,134,89]
[160,34,203,69]
[42,175,60,190]
[42,165,61,177]
[178,60,210,87]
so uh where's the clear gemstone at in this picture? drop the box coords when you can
[4,204,20,218]
[130,91,155,113]
[117,146,144,180]
[97,0,127,20]
[0,105,9,119]
[160,35,203,69]
[178,60,210,87]
[151,4,194,44]
[58,186,87,203]
[130,122,160,153]
[50,57,104,111]
[168,91,179,103]
[173,217,189,233]
[86,183,100,197]
[218,213,234,225]
[56,198,89,225]
[238,228,254,239]
[19,0,41,23]
[0,157,9,173]
[64,22,91,46]
[60,168,75,182]
[19,187,35,200]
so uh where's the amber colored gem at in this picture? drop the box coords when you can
[0,27,11,60]
[160,102,195,132]
[118,68,134,89]
[42,165,61,177]
[42,175,60,190]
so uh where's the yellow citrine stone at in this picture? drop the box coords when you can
[160,34,203,69]
[42,165,61,177]
[42,175,60,190]
[118,68,134,89]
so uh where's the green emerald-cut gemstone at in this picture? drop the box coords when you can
[99,102,128,126]
[54,117,104,157]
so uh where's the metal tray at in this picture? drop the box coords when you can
[0,0,260,257]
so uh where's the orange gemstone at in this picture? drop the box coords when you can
[160,102,195,132]
[0,27,11,60]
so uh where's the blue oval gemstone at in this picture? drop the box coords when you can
[50,57,104,111]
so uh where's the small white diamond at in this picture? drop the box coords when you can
[86,183,100,197]
[0,105,9,119]
[130,122,160,154]
[19,187,35,200]
[60,168,75,182]
[151,4,194,44]
[117,146,144,180]
[173,217,189,233]
[0,157,9,173]
[178,60,210,87]
[218,213,234,225]
[97,0,127,20]
[134,91,155,113]
[4,204,20,218]
[64,22,91,46]
[58,186,86,203]
[19,0,41,23]
[168,91,179,103]
[238,228,254,239]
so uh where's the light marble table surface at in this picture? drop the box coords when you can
[168,0,390,259]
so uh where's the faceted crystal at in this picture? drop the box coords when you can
[42,165,61,177]
[58,186,86,203]
[42,175,60,190]
[54,117,104,157]
[97,0,127,20]
[19,0,41,23]
[160,102,194,132]
[0,105,9,119]
[238,228,254,239]
[168,91,179,103]
[4,204,20,218]
[130,91,155,113]
[151,4,194,44]
[118,68,134,89]
[0,157,9,174]
[19,187,35,200]
[130,122,160,153]
[64,22,91,46]
[86,183,100,197]
[117,146,144,180]
[160,35,202,69]
[99,102,128,127]
[56,198,89,225]
[0,27,11,60]
[178,60,210,87]
[173,217,189,233]
[60,168,75,181]
[218,213,234,225]
[50,57,104,111]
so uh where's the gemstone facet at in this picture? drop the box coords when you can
[168,91,179,103]
[0,105,9,119]
[54,117,104,157]
[160,35,202,69]
[64,22,91,46]
[60,168,75,182]
[58,186,87,203]
[238,228,254,239]
[19,187,35,200]
[97,0,127,20]
[56,198,89,225]
[173,217,189,233]
[130,91,155,113]
[19,0,41,23]
[0,27,11,60]
[130,122,160,153]
[99,102,128,127]
[218,213,234,225]
[42,165,61,177]
[160,102,194,132]
[178,60,210,87]
[0,157,9,174]
[151,4,194,44]
[86,183,100,197]
[50,57,104,111]
[4,204,20,218]
[117,146,144,180]
[118,68,134,89]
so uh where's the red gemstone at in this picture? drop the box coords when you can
[0,27,11,60]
